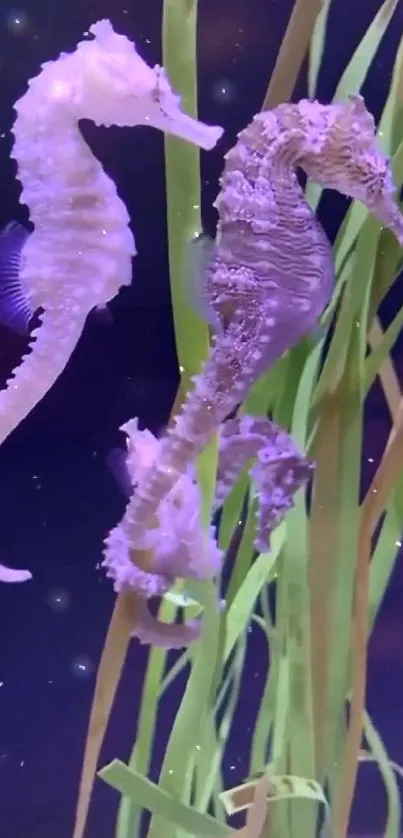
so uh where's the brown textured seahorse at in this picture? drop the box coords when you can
[104,94,403,572]
[0,19,222,445]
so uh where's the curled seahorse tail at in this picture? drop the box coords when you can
[0,308,86,445]
[131,601,202,649]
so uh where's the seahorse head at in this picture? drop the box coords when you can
[296,95,403,244]
[68,19,223,149]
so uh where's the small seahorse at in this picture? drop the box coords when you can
[103,418,223,648]
[116,95,403,556]
[0,19,223,445]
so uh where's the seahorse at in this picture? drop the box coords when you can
[103,418,223,648]
[107,95,403,561]
[0,19,223,445]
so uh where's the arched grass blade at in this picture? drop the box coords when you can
[101,760,235,837]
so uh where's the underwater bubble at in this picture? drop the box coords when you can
[4,9,31,35]
[46,587,71,612]
[212,78,237,105]
[70,655,95,679]
[31,473,42,490]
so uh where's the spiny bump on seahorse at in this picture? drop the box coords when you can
[0,19,223,447]
[109,95,403,565]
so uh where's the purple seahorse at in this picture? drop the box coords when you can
[107,95,403,568]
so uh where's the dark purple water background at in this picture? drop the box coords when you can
[0,0,402,835]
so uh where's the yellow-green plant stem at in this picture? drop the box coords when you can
[162,0,217,523]
[115,4,218,838]
[146,3,223,837]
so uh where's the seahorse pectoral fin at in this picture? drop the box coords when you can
[0,222,34,335]
[186,232,223,334]
[106,447,133,498]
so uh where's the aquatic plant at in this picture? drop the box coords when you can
[68,1,403,837]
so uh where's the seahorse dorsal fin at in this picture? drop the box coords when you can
[88,19,115,43]
[0,222,33,335]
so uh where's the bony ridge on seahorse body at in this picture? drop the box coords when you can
[112,95,403,557]
[0,19,223,445]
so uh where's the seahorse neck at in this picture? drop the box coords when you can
[12,109,121,230]
[11,77,134,310]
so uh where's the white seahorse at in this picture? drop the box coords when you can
[0,19,223,444]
